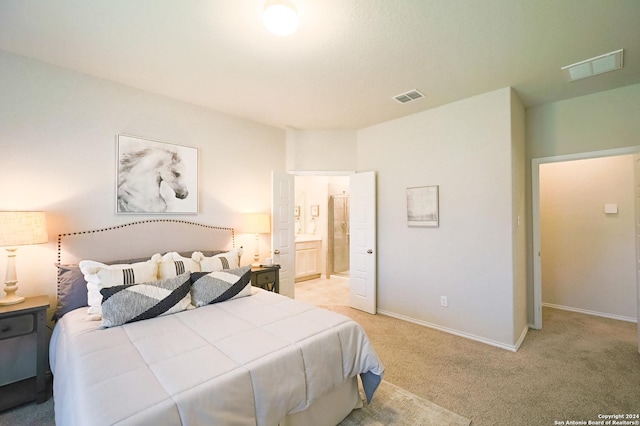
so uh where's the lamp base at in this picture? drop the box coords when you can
[0,280,24,306]
[0,293,25,306]
[2,249,24,305]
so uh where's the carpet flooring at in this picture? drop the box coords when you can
[323,304,640,426]
[297,277,639,425]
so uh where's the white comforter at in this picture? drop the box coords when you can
[50,289,384,426]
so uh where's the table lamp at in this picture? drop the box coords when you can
[243,213,270,267]
[0,211,48,305]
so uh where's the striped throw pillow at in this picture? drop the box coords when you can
[100,272,192,328]
[190,265,252,307]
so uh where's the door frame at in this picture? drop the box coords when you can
[532,146,640,334]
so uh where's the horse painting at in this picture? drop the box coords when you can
[117,147,190,213]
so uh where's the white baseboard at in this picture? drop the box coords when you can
[377,309,524,352]
[542,303,637,323]
[514,325,529,351]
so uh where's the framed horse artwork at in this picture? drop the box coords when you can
[116,135,198,214]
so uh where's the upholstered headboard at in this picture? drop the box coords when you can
[57,219,235,265]
[53,219,237,320]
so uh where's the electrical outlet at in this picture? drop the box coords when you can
[440,296,448,307]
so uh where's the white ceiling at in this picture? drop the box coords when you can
[1,0,639,130]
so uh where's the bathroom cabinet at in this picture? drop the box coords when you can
[295,238,322,282]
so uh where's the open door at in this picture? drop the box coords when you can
[349,171,377,314]
[271,171,295,298]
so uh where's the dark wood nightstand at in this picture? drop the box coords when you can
[0,295,50,411]
[251,265,280,293]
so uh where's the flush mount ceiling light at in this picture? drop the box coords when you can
[561,49,624,82]
[263,0,299,36]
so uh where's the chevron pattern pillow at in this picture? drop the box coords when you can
[100,272,192,328]
[190,265,252,307]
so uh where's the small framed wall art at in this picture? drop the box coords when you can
[406,185,439,227]
[116,134,198,214]
[310,205,319,217]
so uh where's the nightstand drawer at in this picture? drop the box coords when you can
[0,315,34,340]
[255,270,276,286]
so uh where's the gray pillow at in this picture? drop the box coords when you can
[100,272,192,328]
[190,266,252,307]
[54,264,88,320]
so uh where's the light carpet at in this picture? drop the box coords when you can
[1,381,470,426]
[340,380,471,426]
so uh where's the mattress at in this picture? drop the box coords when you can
[50,288,384,426]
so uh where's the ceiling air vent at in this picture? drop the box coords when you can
[561,49,623,82]
[393,89,425,104]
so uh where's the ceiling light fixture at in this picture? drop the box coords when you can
[561,49,624,82]
[263,0,299,36]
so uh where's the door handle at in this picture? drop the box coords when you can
[273,249,281,255]
[367,249,373,254]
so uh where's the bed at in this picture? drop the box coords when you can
[50,220,384,426]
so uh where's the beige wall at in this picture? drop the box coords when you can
[0,50,285,310]
[357,87,525,349]
[286,129,357,172]
[527,84,640,159]
[540,155,636,320]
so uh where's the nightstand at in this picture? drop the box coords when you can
[251,265,280,293]
[0,295,50,411]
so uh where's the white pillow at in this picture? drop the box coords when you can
[199,248,242,272]
[158,252,202,279]
[79,254,161,318]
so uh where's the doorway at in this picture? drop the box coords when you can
[328,194,350,278]
[274,171,377,313]
[532,147,640,350]
[293,174,351,305]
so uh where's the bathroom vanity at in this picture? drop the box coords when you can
[295,234,322,282]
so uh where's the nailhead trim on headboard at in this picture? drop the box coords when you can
[56,219,235,265]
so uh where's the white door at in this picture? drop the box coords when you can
[271,171,296,298]
[349,171,377,314]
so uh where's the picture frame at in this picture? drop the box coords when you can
[406,185,439,227]
[310,205,319,217]
[116,134,198,214]
[294,206,300,217]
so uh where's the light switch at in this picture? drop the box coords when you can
[604,204,618,214]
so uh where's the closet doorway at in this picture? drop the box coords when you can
[532,146,640,353]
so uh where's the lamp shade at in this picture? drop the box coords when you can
[0,211,48,247]
[243,213,270,234]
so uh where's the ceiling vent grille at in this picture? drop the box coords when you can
[393,89,425,104]
[561,49,624,82]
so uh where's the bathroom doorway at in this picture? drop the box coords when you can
[328,194,350,278]
[294,175,350,282]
